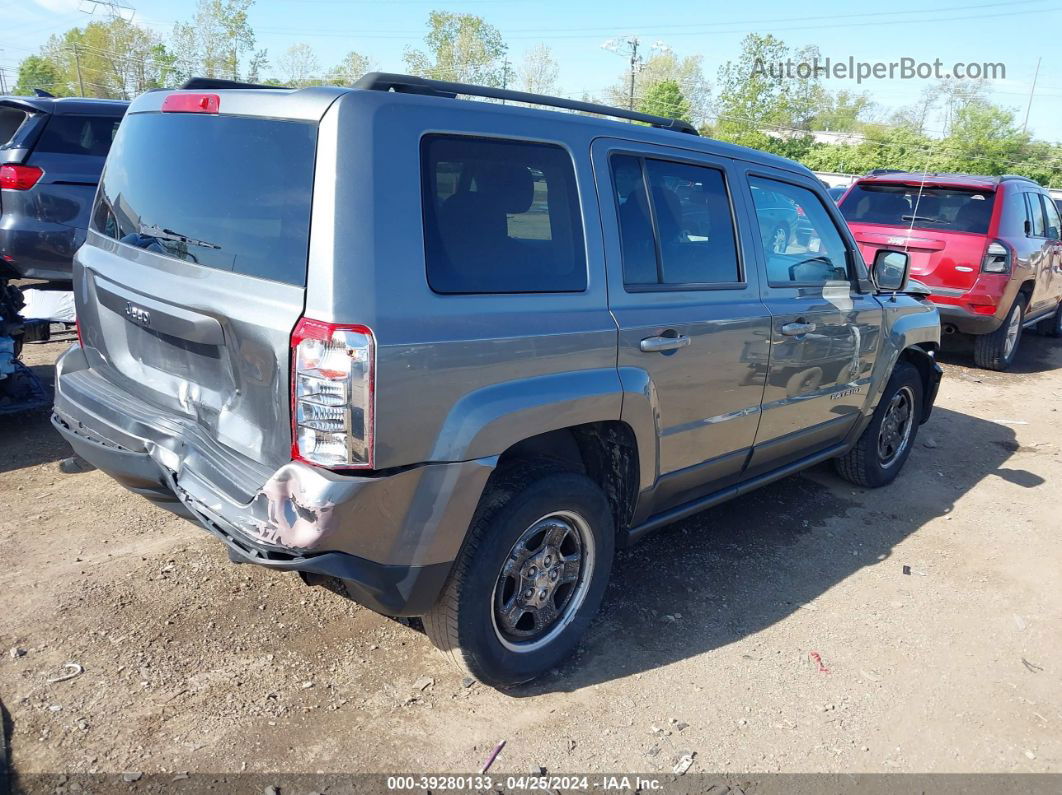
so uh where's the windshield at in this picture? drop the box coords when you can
[840,183,996,234]
[91,111,317,286]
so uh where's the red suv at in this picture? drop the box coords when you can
[840,173,1062,370]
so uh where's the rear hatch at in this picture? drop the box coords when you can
[22,111,123,230]
[2,98,126,277]
[1,98,49,220]
[75,90,330,470]
[839,180,996,292]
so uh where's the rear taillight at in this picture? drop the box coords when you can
[981,240,1011,273]
[0,164,43,191]
[291,317,375,469]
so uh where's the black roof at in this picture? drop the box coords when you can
[858,171,1042,188]
[0,95,128,116]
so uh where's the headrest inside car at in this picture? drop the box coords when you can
[476,163,535,214]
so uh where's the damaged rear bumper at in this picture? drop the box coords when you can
[52,345,496,616]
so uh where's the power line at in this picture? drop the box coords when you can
[237,2,1057,40]
[107,0,1062,42]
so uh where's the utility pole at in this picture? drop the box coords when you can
[626,36,640,112]
[500,57,512,104]
[72,45,86,97]
[602,36,645,119]
[0,67,7,95]
[1023,56,1041,134]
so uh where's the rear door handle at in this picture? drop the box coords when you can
[781,321,816,336]
[640,334,691,353]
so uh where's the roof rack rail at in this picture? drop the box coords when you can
[353,71,699,135]
[179,77,289,91]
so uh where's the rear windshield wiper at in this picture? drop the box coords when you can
[139,224,222,250]
[901,215,942,224]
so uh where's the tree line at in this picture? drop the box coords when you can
[10,4,1062,186]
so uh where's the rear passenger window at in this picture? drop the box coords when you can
[611,154,740,287]
[36,116,120,156]
[422,135,586,294]
[1025,193,1047,237]
[750,177,849,285]
[0,107,27,147]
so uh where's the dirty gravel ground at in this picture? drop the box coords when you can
[2,335,1061,778]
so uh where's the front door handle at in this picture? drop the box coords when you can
[781,321,816,336]
[640,334,692,353]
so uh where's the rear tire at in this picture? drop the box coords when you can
[834,361,923,488]
[1037,300,1062,338]
[974,296,1025,370]
[423,466,615,688]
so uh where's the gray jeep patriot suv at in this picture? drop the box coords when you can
[53,73,942,686]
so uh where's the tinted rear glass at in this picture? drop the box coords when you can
[0,108,28,147]
[92,112,316,286]
[421,135,586,294]
[611,154,741,287]
[840,184,995,234]
[37,115,121,156]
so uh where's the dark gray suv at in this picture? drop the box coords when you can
[1,95,128,282]
[53,74,942,686]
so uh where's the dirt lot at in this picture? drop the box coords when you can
[2,335,1061,778]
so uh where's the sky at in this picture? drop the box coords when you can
[2,0,1061,142]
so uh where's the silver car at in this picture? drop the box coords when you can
[53,73,942,687]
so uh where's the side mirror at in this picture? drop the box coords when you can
[872,249,909,292]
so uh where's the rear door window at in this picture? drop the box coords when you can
[421,135,586,294]
[610,154,741,287]
[36,115,120,156]
[1025,193,1048,237]
[91,112,317,286]
[841,184,995,234]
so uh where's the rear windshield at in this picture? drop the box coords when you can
[92,112,316,286]
[37,115,121,156]
[840,183,996,234]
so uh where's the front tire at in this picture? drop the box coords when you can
[423,467,615,687]
[974,296,1026,370]
[834,361,923,488]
